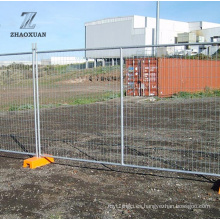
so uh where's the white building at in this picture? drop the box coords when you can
[0,60,33,66]
[41,57,94,66]
[0,57,94,67]
[85,15,220,58]
[50,57,93,65]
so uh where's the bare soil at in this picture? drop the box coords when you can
[0,96,220,218]
[0,153,219,219]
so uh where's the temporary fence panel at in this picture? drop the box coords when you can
[37,49,123,164]
[0,43,220,177]
[0,53,37,156]
[123,45,220,176]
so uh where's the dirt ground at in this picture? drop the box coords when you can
[0,96,220,219]
[0,152,219,219]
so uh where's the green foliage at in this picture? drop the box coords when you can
[48,213,62,219]
[71,98,98,105]
[69,92,121,106]
[102,91,121,100]
[6,92,121,112]
[172,88,220,99]
[212,49,220,60]
[178,54,210,60]
[40,103,62,109]
[9,104,34,111]
[182,50,220,60]
[0,63,32,70]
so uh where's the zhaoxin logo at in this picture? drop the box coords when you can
[10,12,46,38]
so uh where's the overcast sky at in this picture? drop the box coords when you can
[0,1,219,53]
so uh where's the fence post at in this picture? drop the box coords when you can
[148,59,151,96]
[35,43,42,157]
[32,43,39,158]
[120,48,124,165]
[23,44,54,169]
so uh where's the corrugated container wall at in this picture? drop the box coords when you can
[126,58,220,97]
[158,58,220,97]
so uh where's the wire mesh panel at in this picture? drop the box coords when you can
[37,49,122,163]
[1,43,219,176]
[123,45,220,175]
[0,53,36,155]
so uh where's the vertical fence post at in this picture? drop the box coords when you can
[23,43,54,168]
[32,44,39,158]
[120,48,124,165]
[35,43,41,157]
[148,59,151,96]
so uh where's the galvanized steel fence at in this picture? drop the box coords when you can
[0,42,220,177]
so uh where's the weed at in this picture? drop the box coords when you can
[9,104,34,111]
[69,92,121,106]
[172,88,220,99]
[48,213,62,219]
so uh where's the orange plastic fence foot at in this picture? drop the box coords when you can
[23,156,54,169]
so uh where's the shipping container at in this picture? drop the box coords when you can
[125,58,220,97]
[126,58,158,96]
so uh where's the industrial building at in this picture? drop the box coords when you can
[84,15,220,98]
[85,15,220,58]
[41,57,94,66]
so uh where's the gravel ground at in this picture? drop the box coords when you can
[0,152,219,219]
[1,95,220,218]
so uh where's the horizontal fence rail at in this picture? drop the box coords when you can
[37,42,220,54]
[0,42,220,176]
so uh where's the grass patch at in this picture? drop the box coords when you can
[5,92,121,112]
[48,213,62,219]
[172,88,220,99]
[37,65,120,87]
[70,97,98,105]
[68,92,121,106]
[40,103,63,109]
[0,64,121,87]
[9,104,34,111]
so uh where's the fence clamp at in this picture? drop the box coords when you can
[23,156,54,169]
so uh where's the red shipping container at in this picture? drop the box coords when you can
[157,58,220,97]
[126,58,158,96]
[126,58,220,97]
